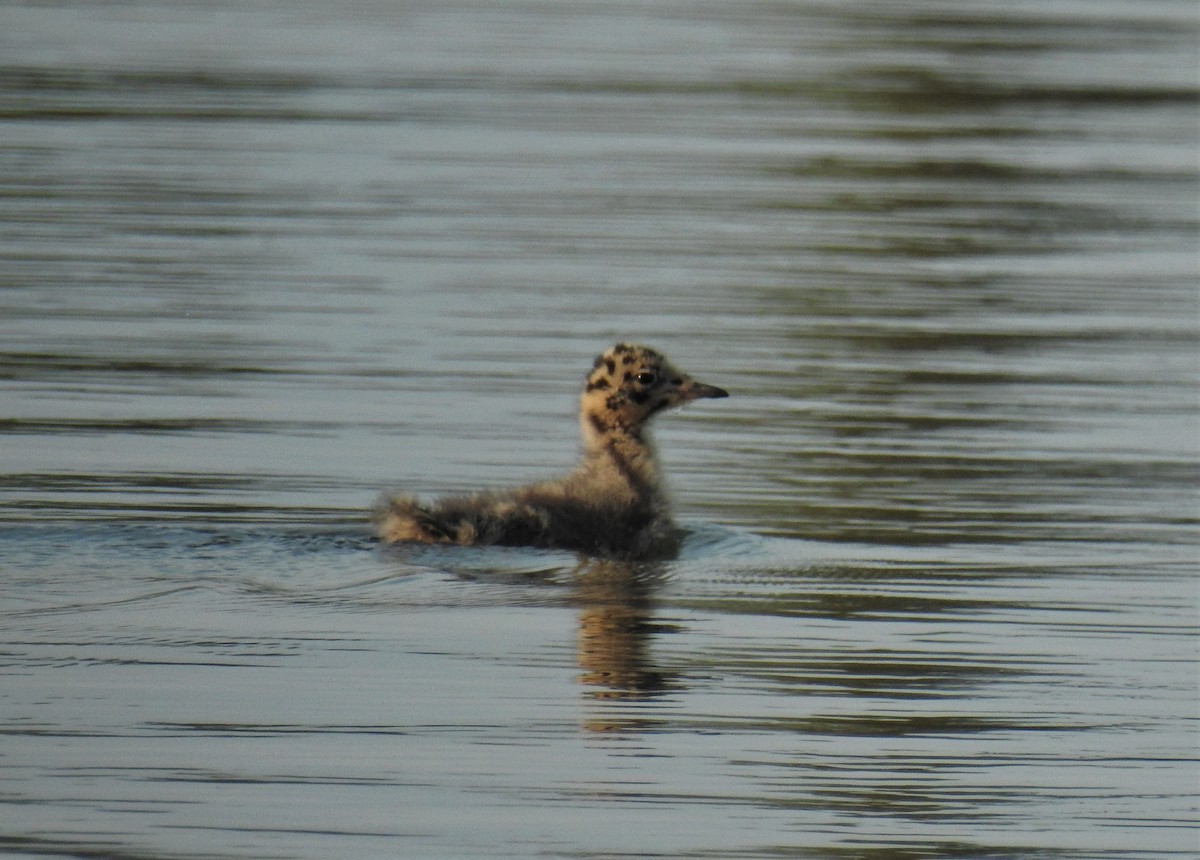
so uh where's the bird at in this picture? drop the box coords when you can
[374,342,728,559]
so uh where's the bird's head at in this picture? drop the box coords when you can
[580,342,728,441]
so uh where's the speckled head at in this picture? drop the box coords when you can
[580,342,728,439]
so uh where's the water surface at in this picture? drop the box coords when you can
[1,1,1197,858]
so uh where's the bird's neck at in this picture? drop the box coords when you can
[578,410,661,499]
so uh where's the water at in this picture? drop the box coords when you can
[1,1,1197,857]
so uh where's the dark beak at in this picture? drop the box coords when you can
[683,381,729,401]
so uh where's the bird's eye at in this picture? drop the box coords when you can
[634,371,657,386]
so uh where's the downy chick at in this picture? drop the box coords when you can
[374,342,728,559]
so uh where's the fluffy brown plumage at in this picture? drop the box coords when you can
[374,342,728,559]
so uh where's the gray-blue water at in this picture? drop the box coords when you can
[2,1,1197,857]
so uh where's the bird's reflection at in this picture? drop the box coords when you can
[573,558,679,730]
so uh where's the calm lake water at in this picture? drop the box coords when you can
[2,1,1197,858]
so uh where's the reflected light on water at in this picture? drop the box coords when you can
[0,0,1196,858]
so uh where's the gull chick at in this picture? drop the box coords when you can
[375,342,728,558]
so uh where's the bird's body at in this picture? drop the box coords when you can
[375,343,727,559]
